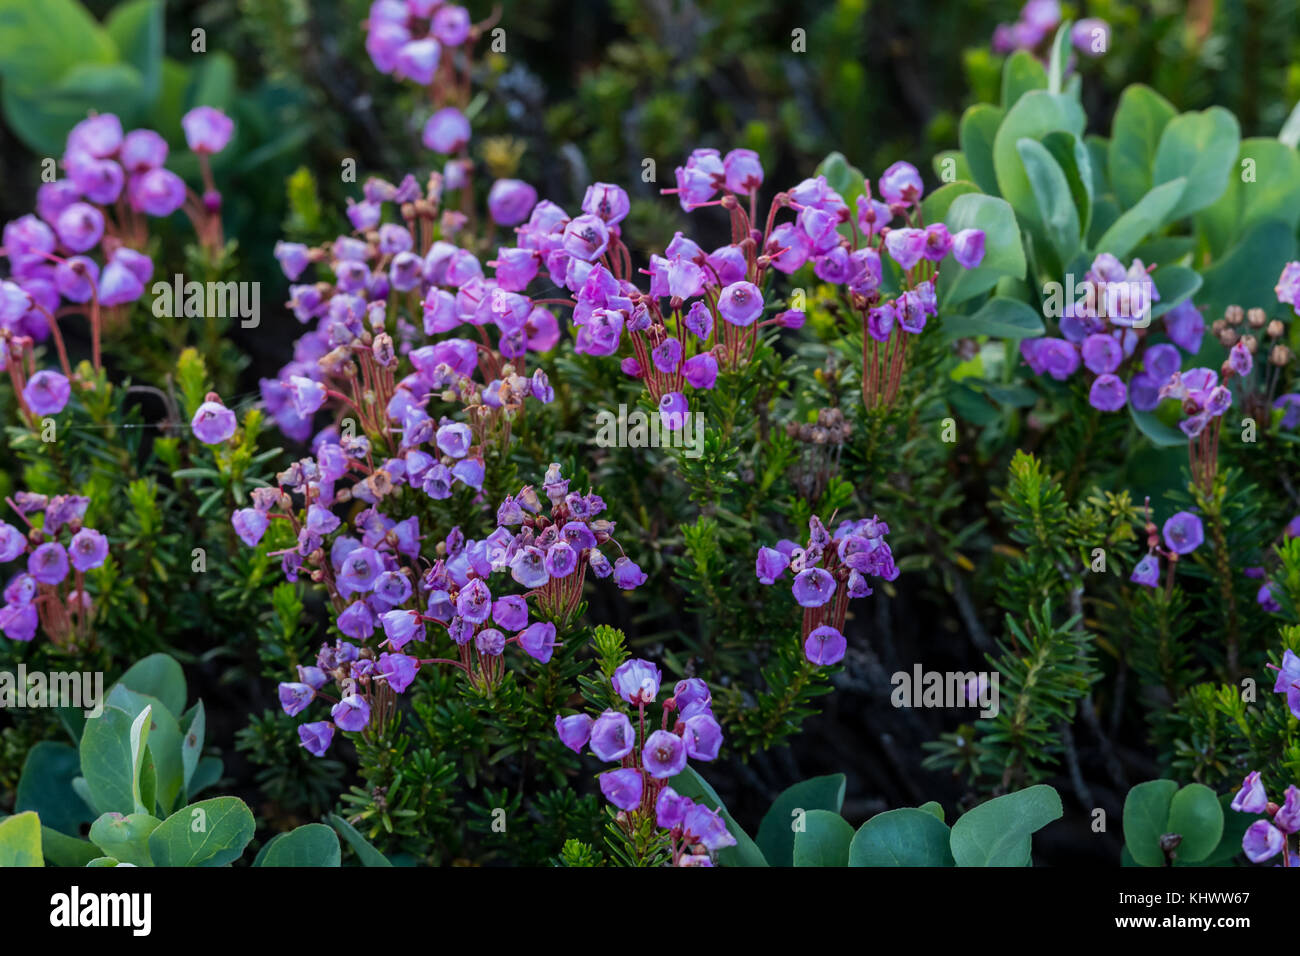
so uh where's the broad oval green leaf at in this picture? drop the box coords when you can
[950,784,1063,867]
[1166,784,1224,863]
[792,810,854,867]
[254,823,342,867]
[1108,85,1177,210]
[1093,178,1185,260]
[755,773,846,867]
[1152,107,1240,223]
[148,797,254,867]
[1123,779,1179,867]
[88,812,160,867]
[849,808,954,866]
[0,811,43,867]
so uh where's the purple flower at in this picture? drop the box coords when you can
[682,803,736,852]
[182,106,234,154]
[952,229,986,269]
[422,107,470,153]
[599,768,644,811]
[1038,339,1080,380]
[717,281,763,326]
[278,682,315,717]
[1276,261,1300,309]
[128,169,187,217]
[1162,300,1204,354]
[684,301,713,340]
[1229,340,1253,377]
[455,578,493,623]
[69,113,123,158]
[298,721,334,757]
[68,528,108,571]
[1271,650,1300,718]
[395,37,441,84]
[589,709,635,761]
[922,223,953,262]
[613,659,661,705]
[488,179,538,226]
[377,652,419,693]
[331,693,371,732]
[642,730,687,778]
[723,148,763,195]
[518,620,557,663]
[0,523,26,562]
[338,547,384,595]
[651,337,683,374]
[509,546,548,588]
[1243,820,1284,863]
[1071,18,1110,56]
[28,543,69,585]
[582,182,631,225]
[492,594,528,631]
[562,214,610,262]
[1274,786,1300,834]
[682,714,723,761]
[555,713,594,753]
[613,556,647,590]
[1162,511,1204,555]
[1088,374,1127,412]
[657,787,690,828]
[1231,771,1269,813]
[755,546,790,585]
[1130,553,1160,588]
[884,227,926,270]
[54,202,105,252]
[380,609,423,650]
[1081,334,1122,375]
[23,371,71,416]
[471,627,502,656]
[120,129,167,172]
[658,391,688,431]
[792,567,835,608]
[191,399,236,444]
[804,624,847,666]
[878,161,923,204]
[337,601,375,640]
[684,353,718,390]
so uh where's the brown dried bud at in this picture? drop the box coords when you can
[1243,335,1259,353]
[1271,344,1294,366]
[1211,318,1228,334]
[1247,307,1267,328]
[1224,304,1244,325]
[1268,319,1285,339]
[1216,327,1239,347]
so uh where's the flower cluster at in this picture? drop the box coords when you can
[0,492,108,645]
[247,460,644,754]
[1230,770,1300,865]
[265,169,556,462]
[1,108,233,420]
[1128,502,1203,593]
[363,0,493,180]
[517,151,988,426]
[1021,253,1182,414]
[555,658,735,866]
[492,463,646,623]
[992,1,1109,60]
[755,514,898,665]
